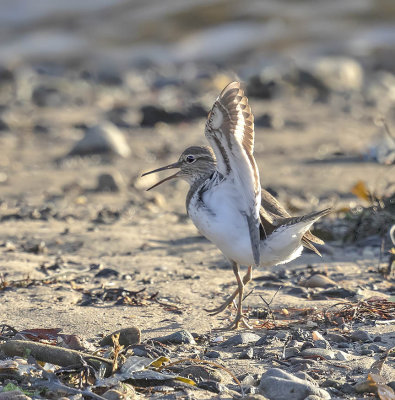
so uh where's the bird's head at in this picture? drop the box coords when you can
[142,146,216,190]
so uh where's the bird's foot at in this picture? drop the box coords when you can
[204,299,234,316]
[215,313,252,330]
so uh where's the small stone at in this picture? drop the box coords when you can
[239,347,254,359]
[259,368,330,400]
[360,349,374,356]
[284,347,300,359]
[318,287,357,298]
[205,350,221,359]
[301,274,336,288]
[388,381,395,391]
[153,330,196,345]
[100,327,141,346]
[181,365,223,382]
[68,122,131,158]
[301,348,336,360]
[95,268,119,278]
[340,383,355,394]
[334,350,350,361]
[0,119,9,131]
[325,333,347,343]
[368,344,384,353]
[96,173,124,192]
[197,381,225,394]
[102,389,124,400]
[221,332,261,346]
[275,332,289,340]
[311,331,325,341]
[289,357,317,366]
[322,379,344,389]
[313,340,330,349]
[350,330,373,343]
[32,85,64,107]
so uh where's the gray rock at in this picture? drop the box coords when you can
[313,340,330,349]
[368,344,384,353]
[259,368,330,400]
[301,348,335,360]
[325,333,347,343]
[100,327,141,346]
[334,350,350,361]
[221,332,261,346]
[289,357,317,366]
[180,365,223,382]
[68,122,131,158]
[284,347,300,359]
[350,330,373,343]
[95,172,124,192]
[239,347,254,359]
[205,350,221,359]
[153,330,196,345]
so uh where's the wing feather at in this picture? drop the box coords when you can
[205,81,261,265]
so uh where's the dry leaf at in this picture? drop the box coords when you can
[351,180,371,202]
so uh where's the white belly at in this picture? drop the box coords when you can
[188,182,305,267]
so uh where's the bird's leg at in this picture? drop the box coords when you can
[221,262,252,330]
[205,266,252,315]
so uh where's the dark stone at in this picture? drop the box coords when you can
[205,350,221,359]
[0,119,9,131]
[95,268,119,278]
[197,381,225,394]
[221,332,261,346]
[99,327,141,346]
[247,75,278,99]
[153,330,195,345]
[32,85,63,107]
[317,287,357,298]
[350,330,373,343]
[239,347,254,359]
[33,124,49,134]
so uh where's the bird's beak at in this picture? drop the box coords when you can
[141,161,182,191]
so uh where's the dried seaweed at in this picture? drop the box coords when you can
[324,297,395,324]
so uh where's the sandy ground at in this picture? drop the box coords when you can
[0,75,394,395]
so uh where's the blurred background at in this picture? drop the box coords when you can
[1,0,395,71]
[0,0,394,249]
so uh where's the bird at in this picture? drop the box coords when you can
[142,81,330,329]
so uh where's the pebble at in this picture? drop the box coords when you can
[181,365,223,382]
[95,173,124,192]
[350,330,373,343]
[32,85,64,107]
[325,333,347,343]
[367,344,384,353]
[301,274,336,288]
[239,347,254,359]
[221,332,261,346]
[318,287,357,298]
[205,350,221,359]
[259,368,330,400]
[284,347,300,359]
[197,381,225,394]
[289,357,317,366]
[313,340,330,349]
[99,327,141,346]
[334,350,350,361]
[301,348,336,360]
[153,330,196,345]
[68,122,131,158]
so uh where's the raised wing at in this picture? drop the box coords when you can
[205,81,261,265]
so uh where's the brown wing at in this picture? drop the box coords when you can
[205,81,261,265]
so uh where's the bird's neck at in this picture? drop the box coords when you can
[185,170,215,211]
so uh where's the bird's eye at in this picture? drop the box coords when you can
[186,155,196,163]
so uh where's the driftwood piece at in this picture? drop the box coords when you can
[0,340,112,372]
